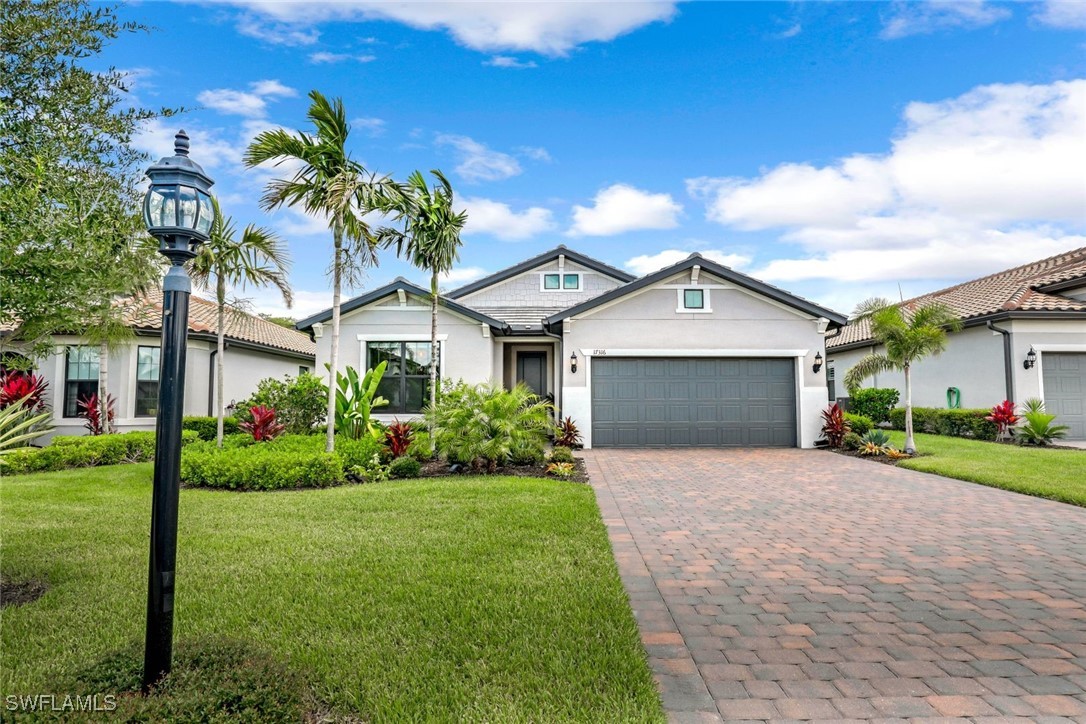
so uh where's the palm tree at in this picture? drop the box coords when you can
[843,298,962,453]
[191,198,293,447]
[244,90,396,452]
[372,170,467,411]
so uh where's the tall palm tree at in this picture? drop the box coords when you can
[244,90,396,452]
[843,298,962,453]
[372,170,467,411]
[191,197,293,447]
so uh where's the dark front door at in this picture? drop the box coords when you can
[516,352,547,397]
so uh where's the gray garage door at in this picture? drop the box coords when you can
[1043,353,1086,440]
[591,357,797,448]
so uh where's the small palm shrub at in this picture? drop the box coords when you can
[1016,400,1069,446]
[554,417,582,448]
[0,394,53,457]
[548,446,575,464]
[860,429,890,447]
[389,456,422,479]
[820,403,849,448]
[427,381,552,471]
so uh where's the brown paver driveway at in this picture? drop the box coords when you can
[586,448,1086,722]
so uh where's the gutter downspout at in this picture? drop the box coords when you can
[541,324,564,417]
[208,347,216,415]
[986,320,1014,402]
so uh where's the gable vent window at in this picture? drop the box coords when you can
[543,274,560,290]
[542,273,581,291]
[683,289,704,309]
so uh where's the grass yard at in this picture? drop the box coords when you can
[1,464,663,722]
[887,431,1086,506]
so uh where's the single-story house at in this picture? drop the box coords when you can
[297,246,846,449]
[828,247,1086,440]
[7,291,316,440]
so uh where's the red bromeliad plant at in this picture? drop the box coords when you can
[77,392,116,435]
[383,421,414,458]
[554,416,583,448]
[239,405,285,441]
[821,403,850,448]
[985,400,1019,440]
[0,370,48,411]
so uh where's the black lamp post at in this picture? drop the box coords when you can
[141,130,215,690]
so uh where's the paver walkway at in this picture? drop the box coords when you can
[586,448,1086,722]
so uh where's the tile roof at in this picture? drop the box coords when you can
[128,291,316,357]
[828,247,1086,349]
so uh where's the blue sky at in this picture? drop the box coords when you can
[106,1,1086,319]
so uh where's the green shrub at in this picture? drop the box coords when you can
[860,429,891,447]
[843,413,874,436]
[389,456,422,479]
[335,435,383,470]
[4,431,199,475]
[236,372,328,435]
[548,446,575,464]
[181,437,344,491]
[841,431,863,451]
[407,429,433,462]
[888,407,997,441]
[182,416,240,441]
[848,388,900,422]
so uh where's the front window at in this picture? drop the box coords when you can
[683,288,705,309]
[543,273,560,290]
[367,341,434,414]
[563,273,580,290]
[135,346,160,417]
[64,346,100,417]
[827,364,836,402]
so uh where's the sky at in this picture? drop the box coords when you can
[104,0,1086,320]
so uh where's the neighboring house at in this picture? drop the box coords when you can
[8,291,316,440]
[297,246,845,449]
[828,247,1086,440]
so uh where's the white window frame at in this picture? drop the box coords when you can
[676,287,712,313]
[540,272,582,292]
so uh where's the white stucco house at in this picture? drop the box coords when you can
[828,247,1086,440]
[7,291,316,440]
[296,246,846,449]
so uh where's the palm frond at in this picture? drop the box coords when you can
[843,353,898,392]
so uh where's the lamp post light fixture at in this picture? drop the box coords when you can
[1024,346,1037,370]
[569,351,578,374]
[812,352,823,373]
[140,130,215,691]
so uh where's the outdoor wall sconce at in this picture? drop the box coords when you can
[812,352,823,373]
[1024,346,1037,370]
[570,351,578,373]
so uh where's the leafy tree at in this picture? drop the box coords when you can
[235,373,328,436]
[843,299,962,453]
[1,0,170,360]
[259,315,297,329]
[244,91,398,453]
[373,170,467,412]
[191,198,293,447]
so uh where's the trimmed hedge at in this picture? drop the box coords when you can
[844,413,874,436]
[4,431,200,475]
[888,407,998,441]
[388,456,422,479]
[182,416,241,441]
[848,388,900,423]
[180,434,385,491]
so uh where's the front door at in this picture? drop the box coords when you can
[516,351,547,398]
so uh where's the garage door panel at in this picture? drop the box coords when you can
[591,357,797,448]
[1043,353,1086,441]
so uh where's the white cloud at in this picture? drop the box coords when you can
[309,51,377,64]
[216,1,678,55]
[440,266,488,285]
[517,145,552,162]
[244,287,332,320]
[460,197,555,240]
[690,79,1086,284]
[351,117,386,137]
[774,23,802,39]
[625,249,752,276]
[484,55,538,69]
[880,0,1011,39]
[568,183,683,236]
[436,134,522,183]
[196,79,296,118]
[1034,0,1086,29]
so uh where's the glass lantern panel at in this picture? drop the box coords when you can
[144,186,176,229]
[195,191,214,236]
[177,186,198,229]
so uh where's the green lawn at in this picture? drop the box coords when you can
[1,465,663,722]
[887,431,1086,506]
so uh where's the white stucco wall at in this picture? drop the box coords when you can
[1007,318,1086,403]
[456,259,625,309]
[558,270,832,448]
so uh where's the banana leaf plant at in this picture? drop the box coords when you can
[0,394,53,456]
[327,362,389,439]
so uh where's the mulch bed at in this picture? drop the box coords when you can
[825,447,914,466]
[1,577,48,608]
[413,457,589,484]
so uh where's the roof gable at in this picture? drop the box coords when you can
[447,245,635,300]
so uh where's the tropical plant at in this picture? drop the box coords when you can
[236,373,328,435]
[427,381,552,472]
[859,441,885,457]
[548,445,575,464]
[848,388,900,423]
[239,406,286,442]
[554,416,583,448]
[0,394,53,456]
[1015,401,1069,446]
[330,362,389,440]
[820,403,850,448]
[0,370,48,411]
[372,170,466,413]
[245,91,399,453]
[843,413,874,436]
[1021,398,1046,415]
[383,421,414,458]
[191,197,293,447]
[884,448,911,460]
[860,429,891,447]
[985,400,1019,441]
[545,462,576,479]
[77,392,115,435]
[843,299,962,453]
